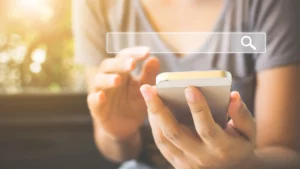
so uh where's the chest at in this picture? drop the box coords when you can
[140,0,224,54]
[109,0,256,113]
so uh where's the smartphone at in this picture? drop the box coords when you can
[156,70,232,128]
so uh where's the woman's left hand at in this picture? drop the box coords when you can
[140,85,256,169]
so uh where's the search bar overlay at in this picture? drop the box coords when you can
[106,32,266,54]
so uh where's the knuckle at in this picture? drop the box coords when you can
[236,110,248,120]
[215,147,229,162]
[163,126,181,141]
[147,107,157,115]
[148,104,166,115]
[192,105,208,114]
[154,132,167,145]
[196,157,212,167]
[238,103,250,117]
[214,142,236,162]
[197,127,216,138]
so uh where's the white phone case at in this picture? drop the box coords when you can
[156,71,232,128]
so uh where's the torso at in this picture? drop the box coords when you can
[140,0,223,55]
[107,0,256,168]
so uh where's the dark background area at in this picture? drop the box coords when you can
[0,94,119,169]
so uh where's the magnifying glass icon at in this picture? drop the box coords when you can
[241,36,257,51]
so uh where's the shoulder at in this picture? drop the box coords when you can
[247,0,300,71]
[248,0,300,28]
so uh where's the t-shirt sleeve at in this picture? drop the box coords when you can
[251,0,300,71]
[72,0,109,65]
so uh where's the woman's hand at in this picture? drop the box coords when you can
[140,85,256,169]
[87,47,160,140]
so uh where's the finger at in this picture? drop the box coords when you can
[148,115,183,164]
[185,87,223,143]
[93,73,121,91]
[99,47,150,73]
[139,57,160,85]
[99,57,135,73]
[140,85,204,155]
[149,116,198,169]
[87,91,108,122]
[140,85,181,140]
[227,92,256,142]
[116,46,150,59]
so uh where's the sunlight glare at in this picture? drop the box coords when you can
[40,6,54,22]
[30,62,42,73]
[0,52,11,63]
[16,0,42,10]
[31,48,46,63]
[12,45,27,64]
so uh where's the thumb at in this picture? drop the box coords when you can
[139,56,160,85]
[227,92,256,142]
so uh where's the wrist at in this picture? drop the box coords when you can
[96,124,141,142]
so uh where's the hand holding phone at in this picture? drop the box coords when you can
[156,70,232,128]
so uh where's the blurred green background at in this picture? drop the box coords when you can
[0,0,85,94]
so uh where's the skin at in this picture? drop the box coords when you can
[140,86,256,169]
[140,73,300,169]
[87,46,160,162]
[140,0,223,55]
[87,47,300,168]
[85,0,300,168]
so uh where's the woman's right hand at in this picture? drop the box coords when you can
[87,47,160,140]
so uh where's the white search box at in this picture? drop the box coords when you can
[106,32,266,54]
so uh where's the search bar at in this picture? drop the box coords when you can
[106,32,266,54]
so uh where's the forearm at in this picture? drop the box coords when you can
[237,146,300,169]
[94,123,142,163]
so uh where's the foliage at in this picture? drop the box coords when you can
[0,0,84,93]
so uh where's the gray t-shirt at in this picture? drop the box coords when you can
[73,0,300,168]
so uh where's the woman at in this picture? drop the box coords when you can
[73,0,300,169]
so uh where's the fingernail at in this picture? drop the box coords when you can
[232,92,242,108]
[185,88,198,103]
[140,86,152,101]
[232,91,240,101]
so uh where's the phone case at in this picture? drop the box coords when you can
[156,71,232,129]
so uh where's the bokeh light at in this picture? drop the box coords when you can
[13,0,54,21]
[31,48,46,63]
[1,0,82,93]
[40,6,54,22]
[11,45,27,64]
[0,52,10,63]
[16,0,43,11]
[30,62,42,73]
